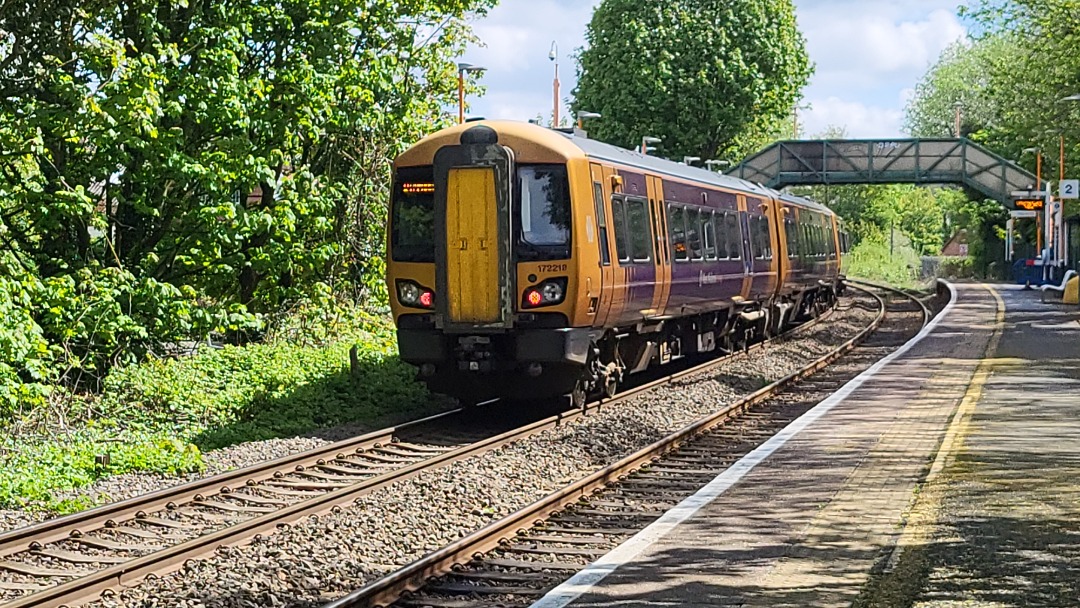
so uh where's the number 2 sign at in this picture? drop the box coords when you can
[1060,179,1079,199]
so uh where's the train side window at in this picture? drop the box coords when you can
[627,197,653,263]
[703,211,718,260]
[725,212,742,260]
[750,216,764,260]
[669,205,688,261]
[761,215,773,260]
[687,208,704,260]
[593,183,611,267]
[785,217,798,259]
[611,197,631,263]
[714,213,728,259]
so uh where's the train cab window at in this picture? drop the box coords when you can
[686,208,704,260]
[517,165,572,260]
[627,198,653,262]
[611,197,631,263]
[668,205,688,261]
[391,167,436,263]
[725,212,742,260]
[593,183,611,267]
[703,212,718,260]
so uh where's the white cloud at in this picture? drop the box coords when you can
[466,0,600,121]
[802,97,905,138]
[465,1,968,141]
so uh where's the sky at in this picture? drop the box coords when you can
[462,0,969,139]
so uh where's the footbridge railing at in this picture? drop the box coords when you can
[728,138,1038,207]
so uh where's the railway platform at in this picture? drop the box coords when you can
[531,283,1080,607]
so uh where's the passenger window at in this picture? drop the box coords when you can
[628,198,653,262]
[593,183,611,267]
[669,205,688,261]
[726,212,742,260]
[785,218,798,259]
[714,213,728,259]
[611,197,631,263]
[703,212,717,260]
[687,208,703,260]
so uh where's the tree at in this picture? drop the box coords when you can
[571,0,812,161]
[0,0,495,394]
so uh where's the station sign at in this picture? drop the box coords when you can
[1014,198,1045,211]
[1010,210,1038,219]
[1060,179,1079,199]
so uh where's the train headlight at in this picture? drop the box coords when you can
[522,277,568,309]
[397,280,435,310]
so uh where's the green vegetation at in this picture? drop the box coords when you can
[571,0,813,161]
[0,309,435,513]
[843,228,922,289]
[0,0,495,410]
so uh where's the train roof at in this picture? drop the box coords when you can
[563,131,833,215]
[396,120,833,215]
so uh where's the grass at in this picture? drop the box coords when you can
[0,310,438,514]
[845,231,924,289]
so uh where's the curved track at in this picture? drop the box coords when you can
[323,281,932,608]
[0,293,853,608]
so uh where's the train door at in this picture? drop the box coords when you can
[589,163,616,327]
[766,196,785,297]
[737,195,753,299]
[646,175,671,317]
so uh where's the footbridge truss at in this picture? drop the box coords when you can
[728,139,1038,207]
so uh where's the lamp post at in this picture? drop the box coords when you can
[705,160,731,173]
[792,103,811,139]
[641,136,662,155]
[682,156,701,166]
[577,111,602,130]
[457,63,486,124]
[953,101,964,138]
[549,42,560,127]
[1023,147,1043,253]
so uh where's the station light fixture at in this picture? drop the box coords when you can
[682,156,701,166]
[641,136,662,155]
[456,62,486,124]
[577,111,602,129]
[705,159,731,172]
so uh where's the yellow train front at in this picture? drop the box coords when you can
[388,121,844,406]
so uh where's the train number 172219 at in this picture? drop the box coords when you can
[537,263,568,273]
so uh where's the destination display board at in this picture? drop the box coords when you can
[1014,198,1045,211]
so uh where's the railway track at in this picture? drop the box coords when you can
[324,281,933,608]
[0,289,866,608]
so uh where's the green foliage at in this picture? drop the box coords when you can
[571,0,813,161]
[938,257,976,279]
[844,227,922,288]
[0,0,495,398]
[0,312,434,511]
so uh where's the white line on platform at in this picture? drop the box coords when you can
[529,283,960,608]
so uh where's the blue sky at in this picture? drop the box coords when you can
[462,0,968,138]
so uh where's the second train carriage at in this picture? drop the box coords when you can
[388,121,844,405]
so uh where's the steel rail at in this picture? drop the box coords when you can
[325,284,920,608]
[0,292,849,608]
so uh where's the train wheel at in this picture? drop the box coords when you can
[570,382,587,410]
[603,374,619,399]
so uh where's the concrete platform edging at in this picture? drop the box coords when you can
[529,283,960,608]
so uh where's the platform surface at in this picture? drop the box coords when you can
[532,283,1080,608]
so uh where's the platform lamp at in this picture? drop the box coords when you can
[549,42,560,127]
[641,136,662,155]
[682,156,702,166]
[705,160,731,173]
[1022,147,1044,254]
[577,111,602,130]
[456,63,486,124]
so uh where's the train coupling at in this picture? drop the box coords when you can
[455,336,495,372]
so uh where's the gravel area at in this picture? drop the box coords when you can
[81,294,884,608]
[0,404,458,536]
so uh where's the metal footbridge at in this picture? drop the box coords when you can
[728,138,1038,207]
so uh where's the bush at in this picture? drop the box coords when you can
[0,310,434,511]
[844,227,922,288]
[938,256,975,279]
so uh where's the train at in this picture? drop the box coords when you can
[387,120,846,406]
